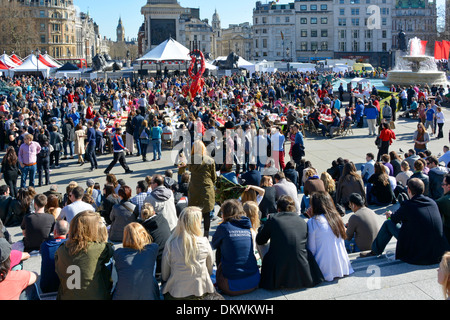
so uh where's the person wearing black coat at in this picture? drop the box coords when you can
[363,178,450,265]
[37,138,51,186]
[258,176,277,221]
[139,203,171,275]
[1,146,20,198]
[61,117,75,159]
[256,195,324,290]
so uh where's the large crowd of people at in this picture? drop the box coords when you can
[0,69,449,300]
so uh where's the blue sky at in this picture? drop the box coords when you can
[74,0,260,40]
[75,0,446,40]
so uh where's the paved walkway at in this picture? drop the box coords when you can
[4,105,450,300]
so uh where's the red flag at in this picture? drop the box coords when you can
[435,41,443,60]
[420,41,427,55]
[442,40,450,60]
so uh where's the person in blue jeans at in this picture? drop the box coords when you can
[18,134,41,189]
[151,120,162,161]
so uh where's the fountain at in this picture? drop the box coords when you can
[383,37,448,87]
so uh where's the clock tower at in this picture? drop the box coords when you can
[117,17,125,42]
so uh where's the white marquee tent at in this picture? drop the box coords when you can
[10,54,52,78]
[0,54,19,69]
[214,55,256,75]
[137,37,191,62]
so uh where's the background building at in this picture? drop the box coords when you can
[252,1,296,61]
[333,0,393,69]
[392,0,437,55]
[295,0,334,63]
[0,0,107,66]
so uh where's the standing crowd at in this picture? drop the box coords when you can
[0,70,449,300]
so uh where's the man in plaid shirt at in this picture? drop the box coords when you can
[130,180,149,213]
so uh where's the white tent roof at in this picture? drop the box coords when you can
[0,54,19,69]
[351,77,370,84]
[11,54,51,77]
[215,56,255,67]
[43,54,62,68]
[137,38,190,62]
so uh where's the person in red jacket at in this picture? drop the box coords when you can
[377,122,396,162]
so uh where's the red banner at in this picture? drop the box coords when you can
[442,40,450,60]
[435,41,443,60]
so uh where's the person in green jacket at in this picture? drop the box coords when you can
[55,210,114,300]
[436,174,450,243]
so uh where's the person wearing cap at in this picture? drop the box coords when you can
[44,185,63,208]
[344,193,380,253]
[104,127,133,175]
[0,238,38,300]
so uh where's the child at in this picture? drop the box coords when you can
[175,150,187,184]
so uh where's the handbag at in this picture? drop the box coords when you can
[139,128,150,144]
[375,136,382,148]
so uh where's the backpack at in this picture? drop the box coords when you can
[39,145,50,158]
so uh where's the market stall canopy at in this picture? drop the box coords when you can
[43,54,62,68]
[38,54,61,68]
[10,54,23,65]
[0,54,19,69]
[11,54,52,78]
[137,37,191,62]
[214,55,255,74]
[0,61,10,70]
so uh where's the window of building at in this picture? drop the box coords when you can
[382,42,387,51]
[301,29,307,37]
[311,30,317,37]
[321,30,328,37]
[340,9,345,15]
[351,8,360,15]
[300,18,307,24]
[338,18,346,26]
[382,30,387,38]
[321,17,328,24]
[351,18,359,26]
[311,42,318,51]
[40,35,46,44]
[353,41,359,52]
[263,39,267,48]
[321,41,328,51]
[310,5,317,11]
[320,4,327,10]
[365,42,372,51]
[311,18,317,24]
[339,42,346,52]
[301,41,307,51]
[300,5,307,11]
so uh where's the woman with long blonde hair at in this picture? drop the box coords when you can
[112,223,160,300]
[438,252,450,300]
[161,206,216,300]
[187,140,217,237]
[55,211,114,300]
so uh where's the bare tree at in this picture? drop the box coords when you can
[0,0,38,57]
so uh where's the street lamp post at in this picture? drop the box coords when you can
[35,49,40,80]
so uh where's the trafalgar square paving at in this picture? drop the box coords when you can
[3,103,449,301]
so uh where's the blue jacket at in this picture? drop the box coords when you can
[112,133,126,152]
[151,126,162,140]
[211,216,260,282]
[364,105,379,120]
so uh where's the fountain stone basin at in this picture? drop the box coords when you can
[383,55,448,87]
